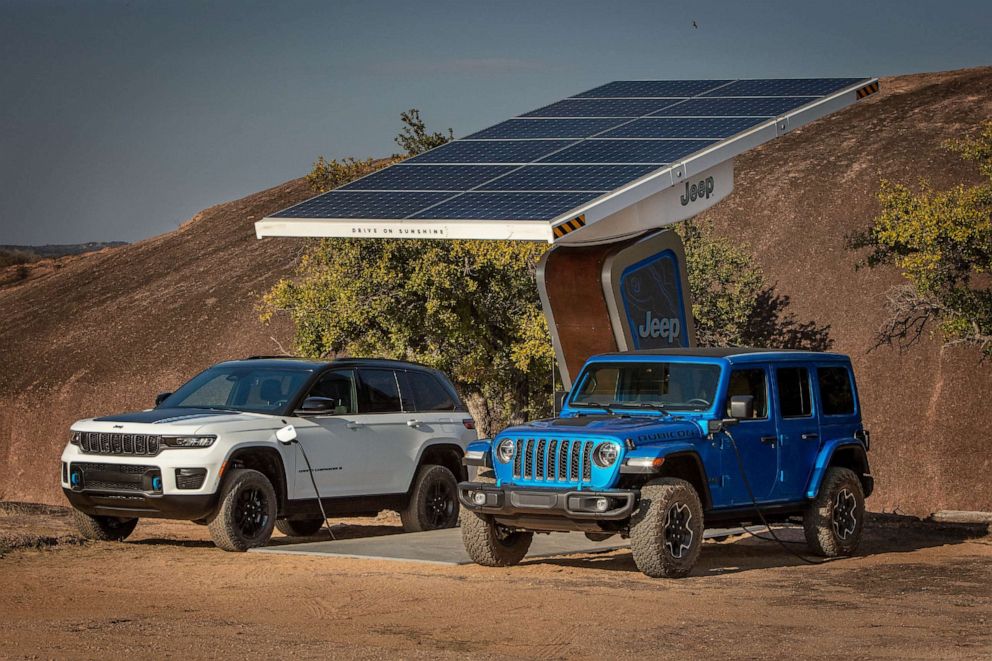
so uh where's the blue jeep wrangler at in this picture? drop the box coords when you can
[459,348,873,578]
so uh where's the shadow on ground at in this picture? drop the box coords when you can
[524,513,990,576]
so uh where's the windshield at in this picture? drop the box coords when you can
[570,362,722,412]
[160,365,315,414]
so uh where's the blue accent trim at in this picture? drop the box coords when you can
[806,439,867,499]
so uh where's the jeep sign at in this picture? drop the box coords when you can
[680,176,715,206]
[619,249,689,350]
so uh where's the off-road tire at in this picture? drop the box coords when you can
[803,467,865,557]
[400,464,460,532]
[71,509,138,541]
[207,469,277,552]
[461,510,533,567]
[629,477,704,578]
[275,517,325,537]
[585,532,615,542]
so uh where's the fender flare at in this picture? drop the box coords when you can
[805,439,871,499]
[622,443,712,508]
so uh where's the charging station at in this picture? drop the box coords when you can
[256,77,878,390]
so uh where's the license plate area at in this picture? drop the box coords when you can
[509,491,558,510]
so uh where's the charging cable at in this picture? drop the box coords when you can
[294,440,336,541]
[722,427,827,565]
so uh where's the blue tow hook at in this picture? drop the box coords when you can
[152,476,163,491]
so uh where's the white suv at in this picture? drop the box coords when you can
[61,357,476,551]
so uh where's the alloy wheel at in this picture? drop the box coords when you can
[234,487,269,538]
[664,502,693,559]
[832,488,858,540]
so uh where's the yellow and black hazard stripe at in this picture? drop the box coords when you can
[552,214,586,239]
[856,81,880,99]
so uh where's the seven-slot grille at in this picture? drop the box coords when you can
[512,438,596,484]
[79,432,161,456]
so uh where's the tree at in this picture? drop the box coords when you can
[394,109,453,156]
[678,220,832,350]
[848,122,992,356]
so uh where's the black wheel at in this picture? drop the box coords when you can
[207,469,277,552]
[71,509,138,541]
[400,464,459,532]
[461,510,533,567]
[803,467,865,557]
[276,517,325,537]
[584,532,615,542]
[629,477,704,578]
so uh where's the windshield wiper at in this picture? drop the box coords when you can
[608,401,672,415]
[569,401,615,415]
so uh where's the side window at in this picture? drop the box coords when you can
[725,369,768,419]
[307,370,356,414]
[776,367,812,418]
[405,371,457,412]
[358,369,401,413]
[817,366,855,416]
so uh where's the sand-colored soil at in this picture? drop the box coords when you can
[1,504,989,659]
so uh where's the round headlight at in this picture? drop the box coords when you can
[593,442,620,468]
[495,439,515,464]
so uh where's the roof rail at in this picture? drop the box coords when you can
[243,355,315,360]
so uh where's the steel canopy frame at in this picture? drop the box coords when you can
[255,78,877,245]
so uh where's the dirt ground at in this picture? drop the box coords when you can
[0,503,989,660]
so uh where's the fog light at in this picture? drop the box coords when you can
[594,497,610,512]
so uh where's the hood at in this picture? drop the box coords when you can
[501,415,704,444]
[76,408,278,435]
[95,408,241,425]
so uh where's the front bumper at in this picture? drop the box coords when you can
[61,459,218,520]
[64,488,217,520]
[458,481,637,521]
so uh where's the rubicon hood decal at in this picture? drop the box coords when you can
[94,408,237,424]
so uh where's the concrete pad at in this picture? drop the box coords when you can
[250,526,747,566]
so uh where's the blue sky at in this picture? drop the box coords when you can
[1,0,990,245]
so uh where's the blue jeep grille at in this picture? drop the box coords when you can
[511,438,594,484]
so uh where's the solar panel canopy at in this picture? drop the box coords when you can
[257,77,878,244]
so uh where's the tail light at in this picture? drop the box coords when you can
[462,418,476,430]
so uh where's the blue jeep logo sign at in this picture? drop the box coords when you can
[619,250,689,349]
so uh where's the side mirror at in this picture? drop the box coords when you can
[729,395,755,420]
[155,392,172,406]
[297,397,337,414]
[275,425,297,445]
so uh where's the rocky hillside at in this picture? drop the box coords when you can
[1,67,990,515]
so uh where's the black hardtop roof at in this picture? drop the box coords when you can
[592,347,850,361]
[218,356,439,371]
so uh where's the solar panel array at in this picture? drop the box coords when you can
[274,78,869,224]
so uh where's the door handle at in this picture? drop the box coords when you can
[760,436,777,446]
[406,419,421,428]
[801,432,819,441]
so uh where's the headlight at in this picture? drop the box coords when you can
[69,431,82,446]
[495,438,515,464]
[593,442,620,468]
[161,435,216,448]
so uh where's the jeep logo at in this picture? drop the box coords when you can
[680,176,715,206]
[637,311,681,343]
